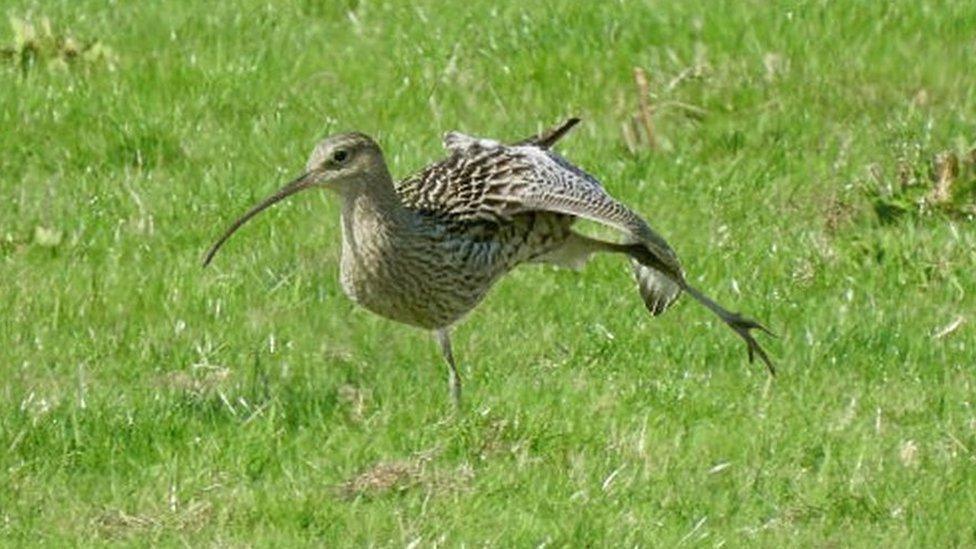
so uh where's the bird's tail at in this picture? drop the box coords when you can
[620,234,684,316]
[631,260,683,316]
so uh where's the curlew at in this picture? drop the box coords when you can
[204,118,774,405]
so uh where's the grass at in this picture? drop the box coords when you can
[2,0,976,545]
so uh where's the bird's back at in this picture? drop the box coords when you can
[395,136,601,224]
[394,140,580,262]
[396,142,573,260]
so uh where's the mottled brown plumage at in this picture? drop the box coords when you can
[204,119,774,406]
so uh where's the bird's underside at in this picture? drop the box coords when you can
[385,119,774,373]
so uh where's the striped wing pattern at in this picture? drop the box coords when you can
[394,130,685,315]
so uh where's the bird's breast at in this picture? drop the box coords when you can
[338,213,500,329]
[337,206,573,329]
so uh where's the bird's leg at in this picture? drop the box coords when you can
[679,284,776,375]
[559,233,776,374]
[435,328,462,408]
[623,242,776,374]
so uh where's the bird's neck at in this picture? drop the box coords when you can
[338,170,409,235]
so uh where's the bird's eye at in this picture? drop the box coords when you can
[332,149,349,164]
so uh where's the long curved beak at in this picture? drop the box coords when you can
[202,172,316,267]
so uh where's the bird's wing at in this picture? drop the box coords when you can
[397,134,684,314]
[451,136,680,270]
[512,117,581,149]
[440,118,581,151]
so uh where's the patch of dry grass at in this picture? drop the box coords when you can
[335,448,473,500]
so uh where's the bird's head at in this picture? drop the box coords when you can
[303,132,388,193]
[202,132,388,266]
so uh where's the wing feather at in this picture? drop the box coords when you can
[395,132,684,314]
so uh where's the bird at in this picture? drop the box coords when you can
[203,118,774,406]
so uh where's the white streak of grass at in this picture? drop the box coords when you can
[708,461,731,475]
[678,516,707,545]
[932,316,965,339]
[77,362,87,410]
[602,465,624,492]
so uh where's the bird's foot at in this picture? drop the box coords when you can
[724,312,776,375]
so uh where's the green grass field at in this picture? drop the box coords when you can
[3,0,976,545]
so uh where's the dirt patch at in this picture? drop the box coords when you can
[93,501,212,540]
[335,448,473,500]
